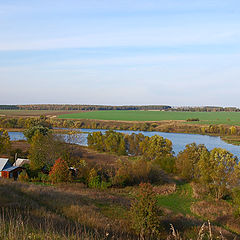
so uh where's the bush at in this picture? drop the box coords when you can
[88,168,111,189]
[129,183,161,239]
[112,158,152,186]
[18,170,29,182]
[186,118,199,122]
[232,187,240,216]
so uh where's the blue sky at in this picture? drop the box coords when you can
[0,0,240,106]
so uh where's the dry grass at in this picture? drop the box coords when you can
[0,178,135,240]
[191,200,240,235]
[0,179,239,239]
[153,184,177,196]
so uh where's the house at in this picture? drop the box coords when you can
[0,158,12,177]
[14,158,30,167]
[0,158,22,180]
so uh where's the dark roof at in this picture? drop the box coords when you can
[2,166,21,172]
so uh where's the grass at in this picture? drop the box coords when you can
[157,183,196,215]
[58,110,240,125]
[0,179,239,239]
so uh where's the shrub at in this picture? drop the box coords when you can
[38,172,49,183]
[112,158,152,186]
[232,187,240,216]
[49,158,71,183]
[18,170,29,182]
[88,168,101,188]
[186,118,199,122]
[129,183,161,239]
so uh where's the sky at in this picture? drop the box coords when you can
[0,0,240,107]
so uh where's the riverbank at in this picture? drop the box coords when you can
[4,120,240,147]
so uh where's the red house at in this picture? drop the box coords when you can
[0,158,22,180]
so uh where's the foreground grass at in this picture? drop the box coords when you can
[0,179,239,239]
[157,183,195,215]
[58,110,240,125]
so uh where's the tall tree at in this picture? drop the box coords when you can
[0,128,11,154]
[130,183,161,240]
[198,148,238,199]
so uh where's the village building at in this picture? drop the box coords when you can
[0,158,22,180]
[14,158,30,167]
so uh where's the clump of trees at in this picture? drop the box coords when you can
[88,131,176,174]
[176,144,240,200]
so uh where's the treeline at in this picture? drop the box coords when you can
[1,104,239,112]
[0,104,172,111]
[0,105,19,110]
[173,106,240,112]
[88,131,175,174]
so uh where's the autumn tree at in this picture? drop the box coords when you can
[0,128,11,154]
[130,183,161,239]
[49,158,71,183]
[175,143,208,180]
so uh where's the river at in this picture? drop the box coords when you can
[8,128,240,158]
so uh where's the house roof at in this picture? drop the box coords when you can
[14,158,30,167]
[2,166,21,172]
[0,158,11,171]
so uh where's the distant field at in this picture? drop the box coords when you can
[58,110,240,125]
[0,110,80,117]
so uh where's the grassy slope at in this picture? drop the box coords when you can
[157,183,195,215]
[58,110,240,125]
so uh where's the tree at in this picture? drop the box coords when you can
[198,148,238,199]
[176,143,208,180]
[230,126,237,135]
[0,128,11,154]
[88,168,101,188]
[29,132,63,171]
[129,183,161,240]
[24,125,50,143]
[49,158,71,183]
[141,135,175,173]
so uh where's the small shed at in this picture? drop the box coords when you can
[1,166,22,180]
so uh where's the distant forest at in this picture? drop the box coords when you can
[0,104,239,112]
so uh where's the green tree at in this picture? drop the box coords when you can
[0,128,11,154]
[176,143,208,180]
[88,168,101,188]
[141,135,175,173]
[29,132,63,170]
[24,125,50,143]
[198,148,238,199]
[129,183,161,240]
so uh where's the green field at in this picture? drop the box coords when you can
[58,110,240,125]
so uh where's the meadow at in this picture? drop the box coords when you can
[58,110,240,125]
